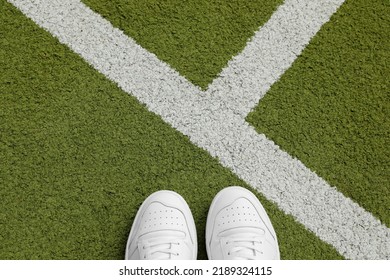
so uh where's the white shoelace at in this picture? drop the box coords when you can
[141,236,183,260]
[224,236,264,260]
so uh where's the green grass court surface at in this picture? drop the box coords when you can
[0,0,388,259]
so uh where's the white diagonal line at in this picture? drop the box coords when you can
[207,0,346,117]
[8,0,390,259]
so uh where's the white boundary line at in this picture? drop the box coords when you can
[207,0,347,116]
[8,0,390,259]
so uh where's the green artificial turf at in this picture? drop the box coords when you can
[247,0,390,227]
[0,0,343,259]
[81,0,283,90]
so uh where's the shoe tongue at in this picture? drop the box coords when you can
[140,230,186,260]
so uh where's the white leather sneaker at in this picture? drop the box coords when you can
[125,190,197,260]
[206,186,280,260]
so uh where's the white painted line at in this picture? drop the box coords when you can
[8,0,390,259]
[207,0,346,117]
